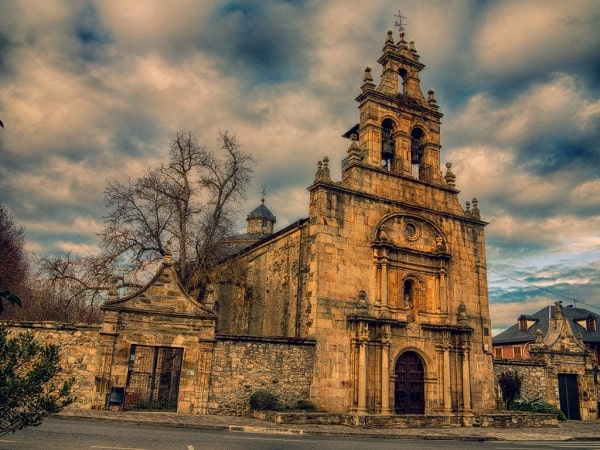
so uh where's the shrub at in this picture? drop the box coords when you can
[249,390,279,411]
[511,394,567,421]
[497,371,522,409]
[0,328,74,436]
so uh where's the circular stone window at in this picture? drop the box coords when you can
[404,221,420,241]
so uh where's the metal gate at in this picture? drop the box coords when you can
[124,345,183,411]
[558,373,581,420]
[395,351,425,414]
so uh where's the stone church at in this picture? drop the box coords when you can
[3,28,497,421]
[212,28,496,416]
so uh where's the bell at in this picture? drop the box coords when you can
[382,141,394,160]
[411,149,422,164]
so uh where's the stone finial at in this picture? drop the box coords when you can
[444,162,456,187]
[465,201,471,215]
[554,301,563,320]
[398,30,407,46]
[357,290,368,311]
[427,89,437,104]
[347,133,363,163]
[385,29,394,45]
[204,284,215,311]
[164,240,173,265]
[361,66,375,92]
[535,328,544,344]
[409,40,418,56]
[321,156,331,182]
[314,160,323,182]
[363,65,373,83]
[471,198,480,219]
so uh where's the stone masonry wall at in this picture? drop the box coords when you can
[207,334,316,414]
[2,321,101,409]
[494,359,548,408]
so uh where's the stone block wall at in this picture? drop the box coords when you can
[1,321,100,409]
[207,334,316,414]
[494,359,548,408]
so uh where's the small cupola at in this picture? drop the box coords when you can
[247,197,276,235]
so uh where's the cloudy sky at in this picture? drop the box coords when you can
[1,0,599,333]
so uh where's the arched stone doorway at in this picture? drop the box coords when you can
[395,351,425,414]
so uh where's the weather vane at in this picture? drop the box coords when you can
[261,185,267,203]
[394,10,406,32]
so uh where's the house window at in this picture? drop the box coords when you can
[587,317,596,331]
[494,347,503,359]
[513,346,522,359]
[519,319,527,331]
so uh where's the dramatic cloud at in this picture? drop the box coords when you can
[1,0,598,332]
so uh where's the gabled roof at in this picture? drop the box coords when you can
[493,304,600,345]
[102,253,215,317]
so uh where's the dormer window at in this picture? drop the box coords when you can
[575,315,597,332]
[518,315,537,331]
[587,317,596,331]
[519,318,527,331]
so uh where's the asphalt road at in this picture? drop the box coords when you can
[1,417,600,450]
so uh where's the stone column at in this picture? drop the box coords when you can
[380,252,389,308]
[443,344,452,413]
[357,322,369,414]
[380,325,392,414]
[461,345,472,412]
[439,264,447,312]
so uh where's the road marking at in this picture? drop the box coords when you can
[90,446,146,450]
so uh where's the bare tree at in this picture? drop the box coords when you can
[42,131,254,309]
[0,204,29,314]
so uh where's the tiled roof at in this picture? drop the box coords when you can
[247,203,275,221]
[493,304,600,345]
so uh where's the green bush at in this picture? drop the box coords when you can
[511,394,567,421]
[249,390,279,411]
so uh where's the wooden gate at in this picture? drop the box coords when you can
[125,345,183,411]
[395,351,425,414]
[558,373,580,420]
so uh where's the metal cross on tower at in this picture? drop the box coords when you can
[394,10,407,32]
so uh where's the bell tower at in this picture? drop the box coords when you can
[344,29,443,184]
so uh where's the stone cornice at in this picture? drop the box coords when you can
[307,176,488,226]
[215,333,316,346]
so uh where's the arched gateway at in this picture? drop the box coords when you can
[395,351,425,414]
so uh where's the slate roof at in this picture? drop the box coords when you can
[493,304,600,345]
[247,203,276,221]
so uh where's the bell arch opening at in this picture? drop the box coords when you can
[381,119,395,171]
[410,128,426,179]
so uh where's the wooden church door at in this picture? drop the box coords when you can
[395,351,425,414]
